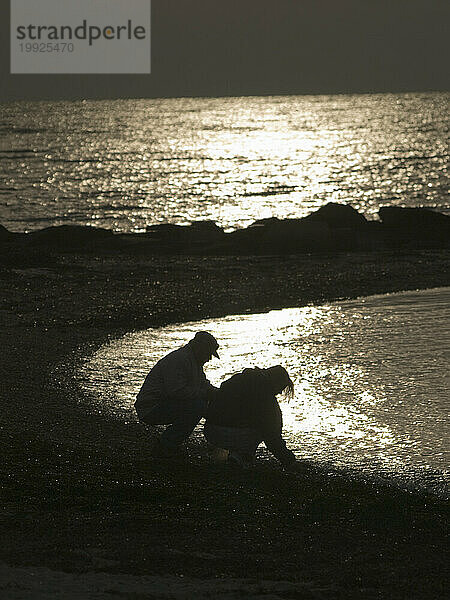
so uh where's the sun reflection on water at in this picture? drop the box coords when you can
[79,288,449,494]
[2,94,448,233]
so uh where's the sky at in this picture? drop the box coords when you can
[1,0,449,101]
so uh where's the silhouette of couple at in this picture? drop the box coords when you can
[135,331,297,469]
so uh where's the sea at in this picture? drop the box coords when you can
[0,92,449,232]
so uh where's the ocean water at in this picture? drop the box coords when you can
[1,92,449,233]
[79,287,450,496]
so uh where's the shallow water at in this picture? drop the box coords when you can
[1,92,449,232]
[78,288,449,495]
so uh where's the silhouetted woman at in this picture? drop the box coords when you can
[205,365,297,469]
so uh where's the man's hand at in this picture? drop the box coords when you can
[205,385,220,406]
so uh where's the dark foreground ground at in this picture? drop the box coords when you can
[1,249,449,599]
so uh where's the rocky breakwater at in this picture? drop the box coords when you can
[228,203,377,253]
[0,223,115,267]
[1,203,449,266]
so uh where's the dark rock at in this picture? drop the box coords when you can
[188,221,224,236]
[228,218,333,253]
[304,202,368,228]
[145,221,225,248]
[0,224,12,239]
[250,217,281,228]
[379,206,450,230]
[145,223,187,240]
[379,207,450,248]
[355,220,386,251]
[28,225,113,250]
[0,226,34,265]
[228,205,372,253]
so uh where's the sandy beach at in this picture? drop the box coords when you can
[1,248,449,599]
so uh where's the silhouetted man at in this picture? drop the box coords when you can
[135,331,220,457]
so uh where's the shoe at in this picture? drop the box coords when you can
[150,438,181,459]
[208,445,229,464]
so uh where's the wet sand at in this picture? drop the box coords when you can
[1,249,449,599]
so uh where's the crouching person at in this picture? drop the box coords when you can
[204,365,297,469]
[135,331,220,458]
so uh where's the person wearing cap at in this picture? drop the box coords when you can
[135,331,220,457]
[204,365,298,469]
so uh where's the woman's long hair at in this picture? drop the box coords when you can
[264,365,294,401]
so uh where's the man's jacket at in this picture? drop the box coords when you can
[135,342,213,419]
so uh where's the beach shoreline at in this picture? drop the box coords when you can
[1,248,449,599]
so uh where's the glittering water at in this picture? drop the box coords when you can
[1,92,449,232]
[79,288,449,495]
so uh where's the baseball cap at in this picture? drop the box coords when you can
[193,331,220,359]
